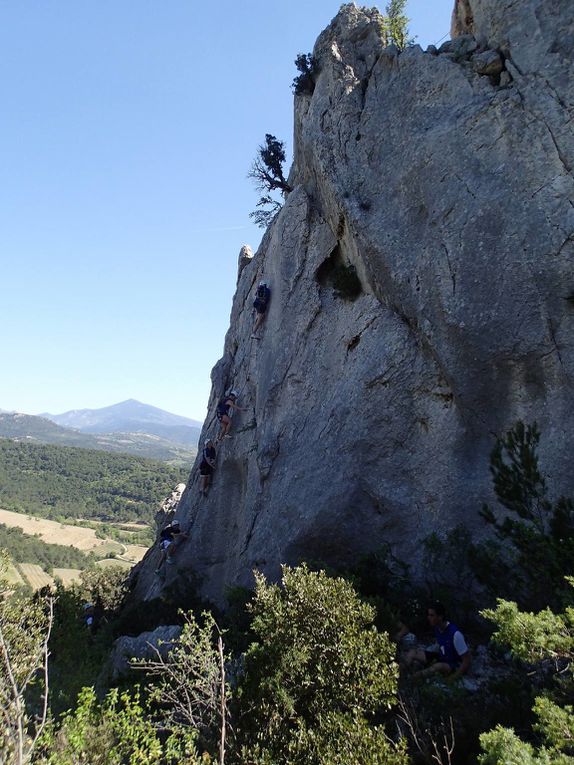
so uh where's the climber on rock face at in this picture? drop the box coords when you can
[251,281,271,339]
[155,519,187,574]
[216,390,246,442]
[198,438,216,497]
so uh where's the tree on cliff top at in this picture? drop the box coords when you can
[248,134,292,229]
[385,0,412,50]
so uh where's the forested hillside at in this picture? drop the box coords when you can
[0,439,188,523]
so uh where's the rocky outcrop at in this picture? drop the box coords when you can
[102,625,181,683]
[237,245,254,282]
[131,0,573,608]
[154,482,186,530]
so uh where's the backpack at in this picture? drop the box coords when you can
[253,284,270,311]
[256,283,269,300]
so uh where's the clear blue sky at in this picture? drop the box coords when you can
[1,1,453,421]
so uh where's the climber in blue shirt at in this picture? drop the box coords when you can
[404,601,471,680]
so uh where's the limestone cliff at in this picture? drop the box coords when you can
[132,0,573,608]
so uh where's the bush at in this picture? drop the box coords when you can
[479,584,574,763]
[292,53,320,96]
[480,422,574,610]
[238,564,406,764]
[36,686,201,765]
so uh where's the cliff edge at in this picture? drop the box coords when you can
[132,0,573,608]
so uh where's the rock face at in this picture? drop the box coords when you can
[102,625,181,683]
[154,482,186,529]
[131,0,573,607]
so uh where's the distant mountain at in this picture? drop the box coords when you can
[42,399,202,448]
[0,412,196,465]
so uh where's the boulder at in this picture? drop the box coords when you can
[104,625,181,682]
[471,49,504,76]
[438,34,478,58]
[237,244,254,282]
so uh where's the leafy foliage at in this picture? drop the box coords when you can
[0,438,187,524]
[239,564,406,764]
[480,422,574,609]
[0,564,53,764]
[248,134,292,229]
[292,53,320,95]
[384,0,413,49]
[133,610,227,758]
[36,686,201,765]
[480,585,574,763]
[79,567,128,612]
[46,571,129,719]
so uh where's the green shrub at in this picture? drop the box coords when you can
[36,686,201,765]
[292,53,320,96]
[481,422,574,610]
[479,583,574,763]
[238,564,406,764]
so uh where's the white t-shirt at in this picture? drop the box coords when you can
[452,629,468,656]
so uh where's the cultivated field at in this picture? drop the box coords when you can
[0,508,149,564]
[4,561,24,586]
[0,508,110,552]
[96,558,133,570]
[52,568,83,586]
[121,544,148,563]
[18,563,54,590]
[0,508,151,589]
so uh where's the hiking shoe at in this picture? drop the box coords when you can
[224,434,232,439]
[154,569,161,575]
[251,335,259,340]
[166,558,174,565]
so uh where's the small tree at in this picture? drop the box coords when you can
[479,585,574,763]
[480,422,574,609]
[248,134,292,229]
[133,610,229,764]
[292,53,320,96]
[0,552,54,765]
[239,564,407,764]
[385,0,412,49]
[79,565,128,612]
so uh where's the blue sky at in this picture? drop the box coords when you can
[1,1,453,421]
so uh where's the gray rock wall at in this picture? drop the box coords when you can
[132,0,573,607]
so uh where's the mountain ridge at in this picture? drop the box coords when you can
[40,399,201,448]
[0,411,197,464]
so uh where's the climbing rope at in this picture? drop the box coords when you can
[433,31,450,47]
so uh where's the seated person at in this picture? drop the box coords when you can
[404,601,471,679]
